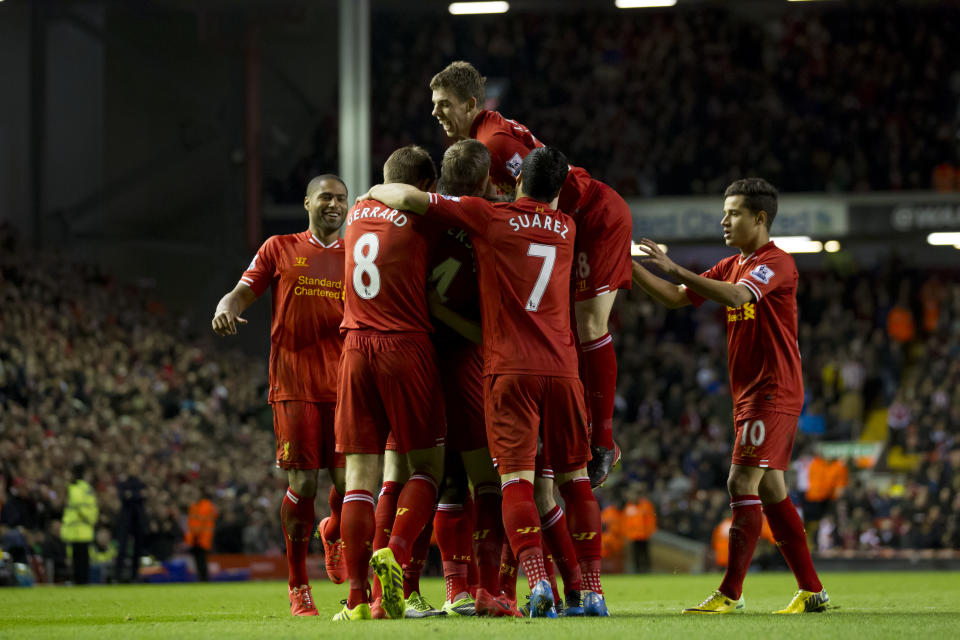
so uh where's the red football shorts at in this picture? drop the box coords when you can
[484,374,590,475]
[731,412,799,471]
[573,182,633,301]
[272,401,344,470]
[438,340,487,452]
[336,331,446,455]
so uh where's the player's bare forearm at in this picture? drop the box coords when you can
[631,261,690,309]
[428,295,482,344]
[671,267,753,308]
[367,184,430,215]
[212,284,255,336]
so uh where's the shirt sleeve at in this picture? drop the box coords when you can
[737,252,794,302]
[425,194,491,237]
[485,130,535,192]
[238,238,276,297]
[684,261,727,307]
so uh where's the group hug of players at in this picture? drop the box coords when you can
[212,61,831,620]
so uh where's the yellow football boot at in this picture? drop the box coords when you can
[773,589,830,614]
[682,590,745,614]
[332,600,373,621]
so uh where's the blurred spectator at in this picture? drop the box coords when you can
[622,485,657,573]
[60,464,98,585]
[114,464,146,583]
[185,490,218,582]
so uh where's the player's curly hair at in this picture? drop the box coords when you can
[440,140,490,197]
[430,61,486,106]
[383,145,437,188]
[724,178,778,229]
[520,147,568,203]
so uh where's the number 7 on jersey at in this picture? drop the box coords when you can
[525,243,556,312]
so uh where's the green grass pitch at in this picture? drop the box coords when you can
[2,572,958,639]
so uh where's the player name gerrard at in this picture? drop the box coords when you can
[508,212,570,238]
[347,205,408,227]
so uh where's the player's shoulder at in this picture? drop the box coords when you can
[760,242,798,271]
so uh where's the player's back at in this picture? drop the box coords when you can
[474,197,579,377]
[471,109,595,215]
[341,198,437,334]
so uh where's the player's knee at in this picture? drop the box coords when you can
[288,469,319,497]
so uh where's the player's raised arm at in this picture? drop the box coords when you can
[634,238,753,308]
[211,283,255,336]
[631,259,690,309]
[365,183,430,215]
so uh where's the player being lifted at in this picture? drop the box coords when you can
[429,61,632,485]
[632,178,829,614]
[334,146,447,622]
[212,175,349,616]
[365,146,608,618]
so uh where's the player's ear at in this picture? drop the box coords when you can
[303,196,310,212]
[756,210,767,229]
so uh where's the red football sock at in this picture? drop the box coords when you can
[403,517,433,597]
[436,503,472,600]
[374,481,402,550]
[764,497,823,592]
[464,493,479,596]
[371,480,402,601]
[281,487,315,588]
[544,554,561,605]
[581,333,617,450]
[558,477,602,593]
[474,483,504,594]
[501,478,548,590]
[389,473,439,567]
[499,543,518,601]
[325,485,343,540]
[342,490,376,607]
[719,495,763,600]
[541,505,583,594]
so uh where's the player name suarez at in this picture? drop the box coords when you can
[507,211,570,238]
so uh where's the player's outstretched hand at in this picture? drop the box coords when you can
[633,238,679,276]
[212,309,247,336]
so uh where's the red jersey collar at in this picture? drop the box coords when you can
[304,230,341,248]
[738,240,774,265]
[513,196,558,213]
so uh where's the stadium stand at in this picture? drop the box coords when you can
[269,2,960,203]
[2,215,958,581]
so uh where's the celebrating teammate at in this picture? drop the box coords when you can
[365,146,608,618]
[334,146,447,622]
[429,61,632,485]
[211,174,349,616]
[631,178,829,614]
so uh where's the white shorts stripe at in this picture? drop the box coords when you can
[581,334,613,352]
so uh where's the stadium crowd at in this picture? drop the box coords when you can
[1,214,957,584]
[270,2,960,203]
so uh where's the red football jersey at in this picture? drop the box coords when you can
[429,224,481,328]
[425,193,578,377]
[469,109,597,217]
[240,231,344,403]
[341,199,439,334]
[685,241,804,420]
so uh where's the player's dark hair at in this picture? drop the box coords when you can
[430,61,486,106]
[724,178,778,229]
[519,147,568,203]
[383,145,437,188]
[440,139,490,197]
[306,174,347,198]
